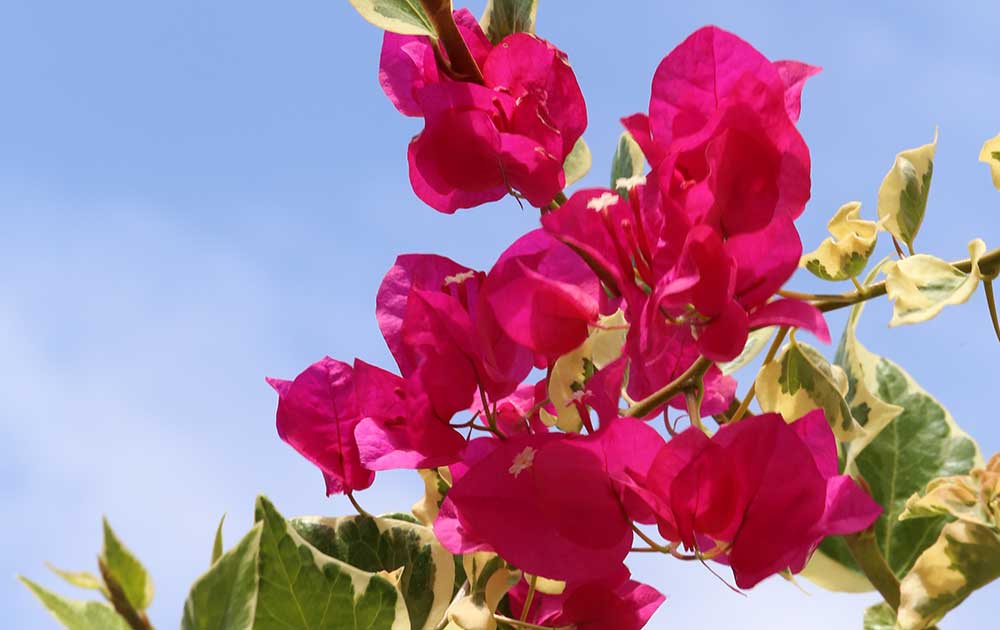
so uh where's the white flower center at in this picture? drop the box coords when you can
[586,192,620,213]
[508,446,537,478]
[444,270,476,286]
[614,174,646,191]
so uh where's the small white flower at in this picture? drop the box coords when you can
[508,446,537,478]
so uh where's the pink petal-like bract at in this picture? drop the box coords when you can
[267,357,374,495]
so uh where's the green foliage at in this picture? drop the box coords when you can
[101,518,154,612]
[480,0,538,44]
[212,514,226,566]
[181,524,262,630]
[19,577,131,630]
[347,0,435,38]
[181,496,411,630]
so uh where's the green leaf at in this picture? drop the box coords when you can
[801,201,879,281]
[562,137,592,187]
[253,497,411,630]
[807,294,981,592]
[45,564,107,596]
[877,130,937,253]
[610,131,645,197]
[347,0,435,38]
[212,514,226,566]
[755,334,862,442]
[181,523,262,630]
[181,497,411,630]
[480,0,538,44]
[883,239,987,326]
[898,521,1000,630]
[19,577,131,630]
[291,514,455,630]
[101,518,154,611]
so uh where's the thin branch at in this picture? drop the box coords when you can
[624,356,713,418]
[346,492,371,518]
[843,529,901,611]
[789,246,1000,313]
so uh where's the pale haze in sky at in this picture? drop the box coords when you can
[3,1,1000,628]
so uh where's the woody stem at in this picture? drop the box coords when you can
[419,0,485,83]
[625,356,713,419]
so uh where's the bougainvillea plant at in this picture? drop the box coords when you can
[20,2,1000,630]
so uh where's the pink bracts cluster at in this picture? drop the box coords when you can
[268,19,881,627]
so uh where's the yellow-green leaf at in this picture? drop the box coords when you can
[979,133,1000,191]
[442,553,520,630]
[563,137,592,187]
[45,564,107,596]
[877,130,938,253]
[19,577,131,630]
[413,467,452,526]
[755,334,862,441]
[101,518,154,611]
[211,514,226,566]
[897,520,1000,630]
[546,310,627,432]
[719,327,775,376]
[610,131,646,197]
[802,201,879,281]
[883,239,987,326]
[480,0,537,44]
[347,0,436,38]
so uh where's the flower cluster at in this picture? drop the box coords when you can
[269,18,881,627]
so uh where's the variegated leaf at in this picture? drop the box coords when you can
[883,239,987,326]
[802,201,879,281]
[980,132,1000,191]
[877,131,937,253]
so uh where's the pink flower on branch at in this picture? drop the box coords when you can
[379,9,587,213]
[643,410,882,588]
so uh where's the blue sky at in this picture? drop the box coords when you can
[3,1,1000,628]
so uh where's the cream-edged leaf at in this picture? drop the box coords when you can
[547,310,627,432]
[897,521,1000,630]
[755,334,862,441]
[979,133,1000,191]
[347,0,436,38]
[883,239,987,326]
[802,201,879,281]
[442,553,520,630]
[807,278,981,594]
[877,130,938,252]
[291,514,455,630]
